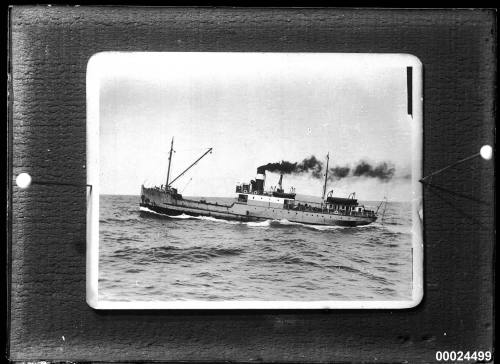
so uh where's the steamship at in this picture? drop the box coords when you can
[140,138,378,226]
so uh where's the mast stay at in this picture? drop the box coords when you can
[168,147,213,187]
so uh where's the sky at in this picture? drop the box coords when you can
[93,52,418,201]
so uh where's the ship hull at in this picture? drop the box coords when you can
[139,203,263,222]
[140,187,376,227]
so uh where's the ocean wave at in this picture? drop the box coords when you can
[328,265,391,284]
[263,254,322,268]
[194,271,220,278]
[112,245,244,264]
[376,287,397,295]
[272,219,350,231]
[246,220,271,227]
[165,213,195,220]
[101,217,141,224]
[140,208,241,224]
[328,265,361,274]
[180,214,269,227]
[381,224,412,235]
[138,207,172,219]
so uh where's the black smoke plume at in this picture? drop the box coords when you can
[258,157,396,182]
[328,161,396,182]
[257,156,324,179]
[328,166,351,181]
[296,156,324,179]
[352,161,395,181]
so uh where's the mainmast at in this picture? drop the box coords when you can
[322,152,330,200]
[165,137,174,188]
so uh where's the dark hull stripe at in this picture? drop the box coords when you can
[139,203,375,227]
[140,203,260,222]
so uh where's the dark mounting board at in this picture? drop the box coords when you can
[7,7,495,362]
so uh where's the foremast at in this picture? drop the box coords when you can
[165,137,174,187]
[163,137,213,190]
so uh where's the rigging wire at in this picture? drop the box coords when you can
[181,178,193,194]
[171,147,210,153]
[380,196,388,225]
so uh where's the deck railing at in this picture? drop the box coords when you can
[283,204,375,217]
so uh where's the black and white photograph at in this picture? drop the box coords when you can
[86,52,423,309]
[9,7,494,362]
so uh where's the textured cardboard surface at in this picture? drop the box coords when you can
[9,7,495,362]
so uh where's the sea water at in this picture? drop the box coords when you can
[98,195,413,301]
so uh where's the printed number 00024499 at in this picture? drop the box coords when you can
[435,351,492,362]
